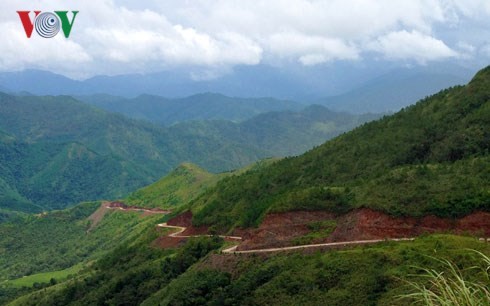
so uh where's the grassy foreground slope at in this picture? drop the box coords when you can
[141,235,490,306]
[190,67,490,231]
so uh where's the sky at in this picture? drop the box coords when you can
[1,0,490,79]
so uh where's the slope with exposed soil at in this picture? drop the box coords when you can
[158,208,490,252]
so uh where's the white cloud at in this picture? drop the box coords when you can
[268,32,359,65]
[0,20,91,74]
[0,0,489,78]
[368,30,458,63]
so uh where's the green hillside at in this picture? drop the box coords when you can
[170,105,379,158]
[125,163,223,209]
[6,233,490,306]
[0,201,168,304]
[0,93,374,211]
[140,235,490,306]
[125,159,280,210]
[0,202,162,282]
[0,137,154,211]
[189,66,490,231]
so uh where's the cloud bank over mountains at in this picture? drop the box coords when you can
[1,0,489,79]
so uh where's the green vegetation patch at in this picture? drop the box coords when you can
[125,163,223,209]
[143,235,490,306]
[0,202,163,282]
[6,263,84,288]
[293,220,337,245]
[9,237,224,306]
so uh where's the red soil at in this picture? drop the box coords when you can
[155,208,490,251]
[329,208,490,241]
[167,211,209,235]
[152,211,211,248]
[457,213,490,236]
[152,236,187,249]
[167,211,193,226]
[237,209,490,250]
[236,211,334,250]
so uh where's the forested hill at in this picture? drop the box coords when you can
[189,66,490,232]
[0,93,375,212]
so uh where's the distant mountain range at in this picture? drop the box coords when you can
[0,63,476,114]
[76,93,302,126]
[0,64,380,99]
[76,69,469,119]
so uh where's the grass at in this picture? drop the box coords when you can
[126,159,280,211]
[137,234,490,306]
[401,250,490,305]
[6,263,85,288]
[125,163,224,209]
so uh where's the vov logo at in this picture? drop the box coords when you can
[17,11,79,38]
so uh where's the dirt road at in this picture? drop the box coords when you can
[157,223,242,240]
[107,206,171,214]
[106,204,423,254]
[156,222,414,254]
[221,238,414,254]
[107,203,486,254]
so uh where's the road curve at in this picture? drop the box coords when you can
[108,205,415,254]
[157,223,242,240]
[156,222,414,254]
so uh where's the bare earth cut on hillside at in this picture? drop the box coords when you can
[112,201,489,253]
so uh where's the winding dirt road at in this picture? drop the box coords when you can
[157,223,242,240]
[106,203,487,255]
[107,204,417,254]
[156,222,414,254]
